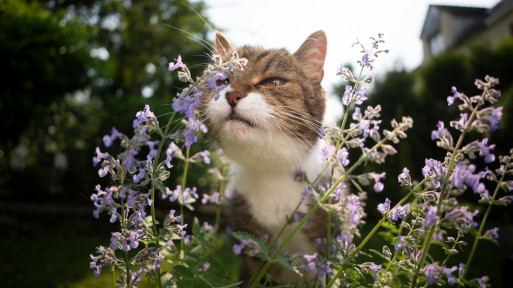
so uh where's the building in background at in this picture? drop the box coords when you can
[420,0,513,64]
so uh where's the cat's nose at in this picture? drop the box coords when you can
[225,91,246,107]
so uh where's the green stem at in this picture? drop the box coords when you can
[462,168,507,278]
[149,111,176,288]
[215,164,228,230]
[179,147,191,260]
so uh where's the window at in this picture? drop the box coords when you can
[429,33,445,56]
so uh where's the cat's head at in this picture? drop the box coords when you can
[201,31,327,171]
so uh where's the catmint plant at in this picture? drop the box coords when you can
[90,52,247,287]
[90,32,513,288]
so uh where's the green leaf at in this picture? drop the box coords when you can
[369,249,390,262]
[480,236,499,246]
[192,217,201,237]
[232,231,270,259]
[173,264,195,280]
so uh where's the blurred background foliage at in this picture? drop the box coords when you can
[1,0,512,286]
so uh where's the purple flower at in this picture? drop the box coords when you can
[368,263,382,280]
[102,127,123,148]
[317,260,332,277]
[342,85,352,105]
[337,147,350,166]
[319,145,335,164]
[233,239,249,255]
[484,227,499,240]
[476,138,496,163]
[133,104,156,129]
[172,88,202,118]
[394,235,409,251]
[447,86,462,106]
[303,253,318,271]
[422,159,446,188]
[370,172,386,192]
[198,150,211,164]
[93,147,110,167]
[488,106,503,132]
[398,167,411,186]
[389,204,410,221]
[423,263,440,285]
[347,195,363,228]
[425,205,438,227]
[377,198,391,214]
[431,121,446,141]
[443,206,478,229]
[110,232,120,250]
[443,265,458,286]
[182,118,207,148]
[168,55,186,71]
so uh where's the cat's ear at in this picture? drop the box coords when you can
[294,30,327,83]
[215,31,234,56]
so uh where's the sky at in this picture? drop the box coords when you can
[202,0,500,122]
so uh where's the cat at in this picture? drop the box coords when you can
[200,30,329,285]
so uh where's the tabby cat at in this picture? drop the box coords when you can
[201,30,329,284]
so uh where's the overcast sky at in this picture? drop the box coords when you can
[202,0,500,122]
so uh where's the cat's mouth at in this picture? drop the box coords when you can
[226,112,255,127]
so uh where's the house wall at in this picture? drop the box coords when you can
[459,8,513,52]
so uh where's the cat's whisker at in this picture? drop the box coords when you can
[274,105,324,129]
[272,110,320,135]
[182,3,215,35]
[268,118,304,168]
[161,23,215,55]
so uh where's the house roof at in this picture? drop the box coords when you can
[420,0,513,49]
[420,5,487,39]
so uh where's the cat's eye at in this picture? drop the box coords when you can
[216,78,230,86]
[258,77,287,87]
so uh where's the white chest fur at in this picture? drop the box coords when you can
[230,142,324,255]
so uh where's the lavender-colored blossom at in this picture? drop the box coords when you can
[476,138,496,163]
[347,195,363,227]
[133,104,156,129]
[197,150,211,164]
[233,239,250,255]
[425,205,438,227]
[332,182,346,201]
[394,235,410,251]
[447,86,462,106]
[370,172,386,192]
[303,253,318,271]
[368,263,382,280]
[450,113,469,132]
[342,85,353,106]
[103,127,123,148]
[431,121,446,140]
[182,118,208,148]
[443,266,458,286]
[377,198,391,214]
[168,55,186,71]
[318,260,332,277]
[422,159,446,188]
[472,276,490,288]
[319,145,335,164]
[488,106,503,132]
[483,227,499,240]
[337,147,350,166]
[423,263,440,285]
[443,206,478,229]
[389,204,410,221]
[398,167,411,186]
[172,87,202,118]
